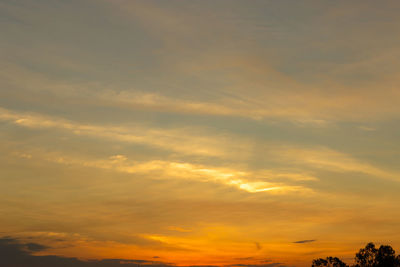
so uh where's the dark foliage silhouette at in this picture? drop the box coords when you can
[354,243,400,267]
[312,242,400,267]
[311,256,347,267]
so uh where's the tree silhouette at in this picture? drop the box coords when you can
[354,242,378,267]
[354,242,400,267]
[375,245,399,267]
[312,243,400,267]
[312,256,348,267]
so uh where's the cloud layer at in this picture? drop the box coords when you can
[2,1,400,267]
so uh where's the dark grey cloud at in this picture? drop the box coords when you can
[25,242,49,252]
[0,238,288,267]
[0,238,169,267]
[293,239,316,244]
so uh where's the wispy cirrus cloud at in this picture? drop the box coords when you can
[276,147,400,182]
[3,106,397,189]
[11,150,314,195]
[0,107,250,158]
[167,226,192,233]
[3,58,400,125]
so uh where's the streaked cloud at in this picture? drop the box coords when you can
[0,237,171,267]
[167,226,192,233]
[2,59,400,124]
[293,240,316,244]
[277,147,400,181]
[0,107,250,158]
[2,0,400,266]
[11,149,314,195]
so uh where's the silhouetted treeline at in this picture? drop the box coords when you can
[312,242,400,267]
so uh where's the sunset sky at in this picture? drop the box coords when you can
[1,1,400,266]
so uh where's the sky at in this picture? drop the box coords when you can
[1,0,400,266]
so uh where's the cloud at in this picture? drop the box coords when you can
[11,149,314,195]
[293,240,316,244]
[0,236,289,267]
[4,48,400,126]
[0,237,170,267]
[95,89,324,123]
[0,237,48,253]
[3,54,400,126]
[358,126,376,132]
[3,0,400,127]
[167,226,192,233]
[276,147,400,182]
[0,107,250,158]
[25,242,49,252]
